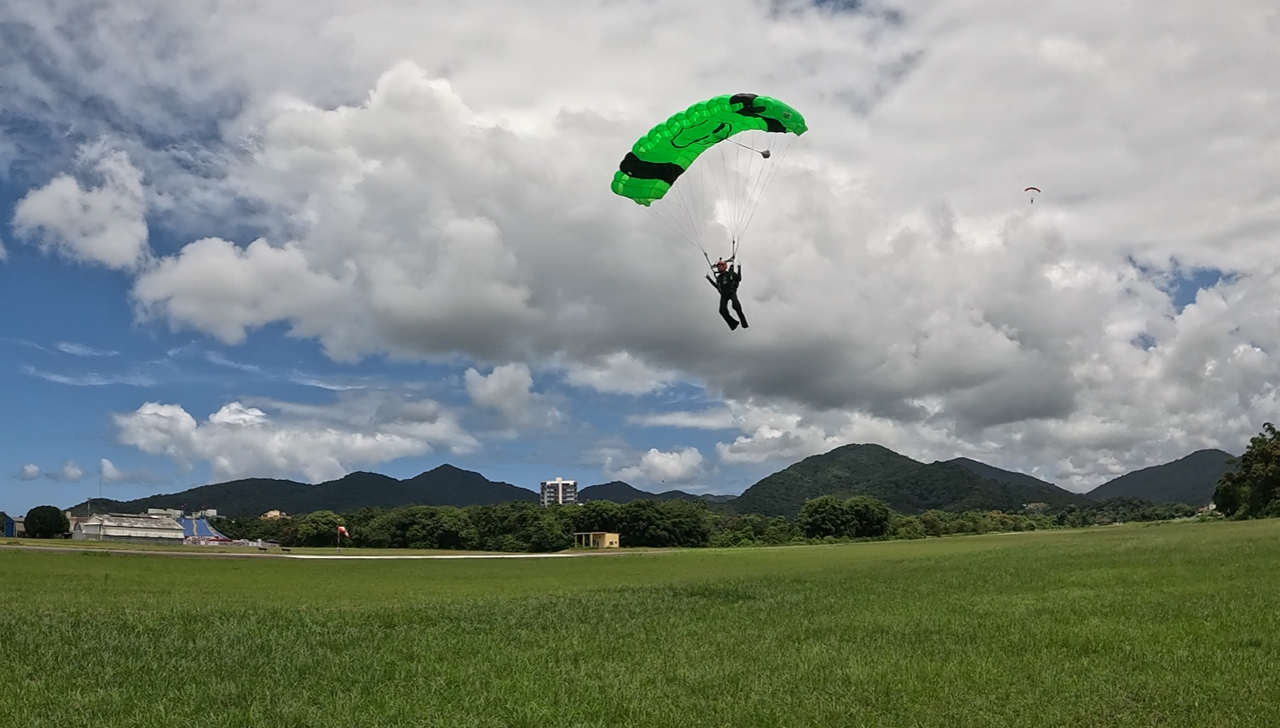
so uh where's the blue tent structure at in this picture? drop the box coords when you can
[177,517,229,541]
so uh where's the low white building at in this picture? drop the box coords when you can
[73,513,186,545]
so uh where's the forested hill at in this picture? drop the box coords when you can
[729,444,1093,518]
[66,465,538,519]
[947,457,1058,492]
[64,470,733,520]
[577,481,728,505]
[1084,449,1236,505]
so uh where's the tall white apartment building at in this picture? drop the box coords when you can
[540,477,578,506]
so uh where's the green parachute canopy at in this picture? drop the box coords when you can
[611,93,807,207]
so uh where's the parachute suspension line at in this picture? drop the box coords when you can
[652,151,710,259]
[724,135,770,157]
[732,130,760,246]
[668,156,708,256]
[735,133,799,251]
[737,130,773,239]
[714,129,760,259]
[722,129,771,250]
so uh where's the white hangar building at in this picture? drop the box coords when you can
[72,513,186,546]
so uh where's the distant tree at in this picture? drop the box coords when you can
[430,507,480,550]
[1214,423,1280,518]
[572,500,621,535]
[760,516,800,545]
[526,509,573,552]
[845,496,891,538]
[616,500,674,547]
[918,510,946,538]
[296,510,344,547]
[797,496,855,539]
[659,499,714,547]
[890,515,926,540]
[1056,504,1089,528]
[24,506,69,539]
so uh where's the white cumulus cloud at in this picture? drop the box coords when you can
[607,446,705,484]
[564,352,679,395]
[28,460,85,483]
[12,143,150,270]
[112,393,479,483]
[465,363,563,430]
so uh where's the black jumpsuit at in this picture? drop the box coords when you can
[708,264,747,330]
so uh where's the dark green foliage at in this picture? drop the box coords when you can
[205,483,1207,552]
[889,515,927,540]
[732,444,1092,518]
[359,506,477,549]
[1085,497,1198,525]
[63,499,132,517]
[708,513,801,547]
[466,502,574,553]
[65,465,538,519]
[578,481,729,506]
[1088,449,1238,506]
[295,510,344,547]
[23,506,69,539]
[1213,424,1280,518]
[572,500,622,534]
[845,496,892,537]
[797,496,853,538]
[796,495,892,539]
[608,499,714,548]
[946,457,1060,492]
[208,515,293,544]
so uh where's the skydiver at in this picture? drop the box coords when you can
[705,257,747,331]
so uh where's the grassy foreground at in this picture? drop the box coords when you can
[2,521,1277,727]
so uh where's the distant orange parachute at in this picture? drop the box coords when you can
[1025,186,1041,203]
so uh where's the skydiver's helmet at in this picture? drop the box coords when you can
[716,259,728,271]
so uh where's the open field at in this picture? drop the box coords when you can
[2,520,1278,727]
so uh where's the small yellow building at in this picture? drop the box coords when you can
[574,531,620,549]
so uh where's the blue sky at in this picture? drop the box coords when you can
[0,221,767,512]
[3,0,1277,516]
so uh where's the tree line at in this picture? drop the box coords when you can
[207,493,1208,552]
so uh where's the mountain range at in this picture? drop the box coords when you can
[64,445,1237,519]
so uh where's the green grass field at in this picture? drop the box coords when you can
[3,520,1277,727]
